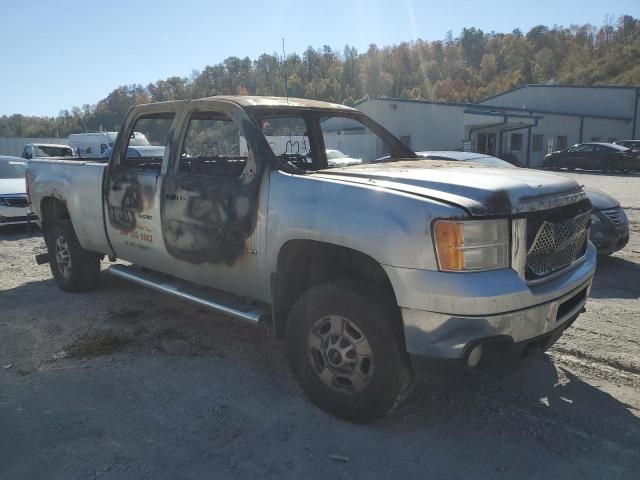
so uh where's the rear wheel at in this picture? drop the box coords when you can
[46,221,101,292]
[286,279,413,422]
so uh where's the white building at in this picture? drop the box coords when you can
[355,84,640,166]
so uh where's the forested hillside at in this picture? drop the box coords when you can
[1,15,639,138]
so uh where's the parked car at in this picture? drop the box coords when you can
[417,151,513,167]
[418,151,630,255]
[22,143,76,160]
[0,156,36,226]
[614,139,640,152]
[326,149,362,167]
[99,146,166,162]
[543,142,639,172]
[27,96,596,422]
[587,189,630,255]
[69,132,150,159]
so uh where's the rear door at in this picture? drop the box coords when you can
[104,104,184,269]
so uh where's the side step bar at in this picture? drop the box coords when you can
[108,264,268,325]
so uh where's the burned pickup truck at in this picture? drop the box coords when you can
[27,96,596,422]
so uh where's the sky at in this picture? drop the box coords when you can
[0,0,638,117]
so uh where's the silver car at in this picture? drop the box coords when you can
[0,156,35,226]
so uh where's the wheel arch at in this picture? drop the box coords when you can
[39,196,71,234]
[272,239,401,339]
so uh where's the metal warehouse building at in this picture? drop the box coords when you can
[355,84,640,166]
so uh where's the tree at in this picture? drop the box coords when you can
[2,16,639,137]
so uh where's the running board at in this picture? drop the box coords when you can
[108,264,268,325]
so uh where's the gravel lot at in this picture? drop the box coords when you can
[1,171,639,479]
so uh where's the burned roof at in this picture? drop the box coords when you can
[203,95,356,111]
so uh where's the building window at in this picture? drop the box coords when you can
[557,135,568,150]
[532,134,543,152]
[510,133,523,151]
[400,135,411,147]
[591,136,601,142]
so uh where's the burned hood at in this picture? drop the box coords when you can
[311,160,586,215]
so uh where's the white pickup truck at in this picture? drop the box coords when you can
[27,96,596,422]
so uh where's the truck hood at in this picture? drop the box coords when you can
[312,160,586,215]
[0,178,26,195]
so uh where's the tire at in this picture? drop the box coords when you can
[46,221,101,292]
[286,279,413,423]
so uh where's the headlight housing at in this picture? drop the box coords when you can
[433,219,510,272]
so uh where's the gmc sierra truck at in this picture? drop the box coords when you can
[27,96,596,422]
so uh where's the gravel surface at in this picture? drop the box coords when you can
[1,171,639,479]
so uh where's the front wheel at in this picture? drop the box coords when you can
[286,279,413,423]
[46,221,101,292]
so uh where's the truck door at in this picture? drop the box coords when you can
[160,101,269,301]
[104,109,178,270]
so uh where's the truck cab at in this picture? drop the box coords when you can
[27,96,597,422]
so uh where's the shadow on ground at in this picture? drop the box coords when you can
[1,272,639,479]
[0,223,41,241]
[591,254,640,299]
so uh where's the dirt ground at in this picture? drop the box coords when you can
[1,171,639,480]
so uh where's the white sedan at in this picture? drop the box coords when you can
[326,149,362,167]
[0,156,35,226]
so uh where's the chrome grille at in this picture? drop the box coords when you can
[1,195,29,208]
[601,208,626,226]
[526,211,590,278]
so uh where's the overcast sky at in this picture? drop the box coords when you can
[1,0,638,116]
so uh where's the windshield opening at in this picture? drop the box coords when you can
[35,146,74,157]
[254,111,415,172]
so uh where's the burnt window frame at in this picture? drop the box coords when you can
[111,110,177,172]
[177,111,251,179]
[171,102,262,183]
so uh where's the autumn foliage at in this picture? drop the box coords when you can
[1,16,639,138]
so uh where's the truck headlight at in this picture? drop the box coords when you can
[433,219,510,271]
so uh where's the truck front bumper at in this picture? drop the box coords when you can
[383,243,597,364]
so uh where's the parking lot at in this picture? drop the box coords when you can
[1,170,639,480]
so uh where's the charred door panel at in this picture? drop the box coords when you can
[161,175,257,265]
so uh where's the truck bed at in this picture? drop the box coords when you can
[27,159,111,255]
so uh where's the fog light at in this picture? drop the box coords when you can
[467,344,483,368]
